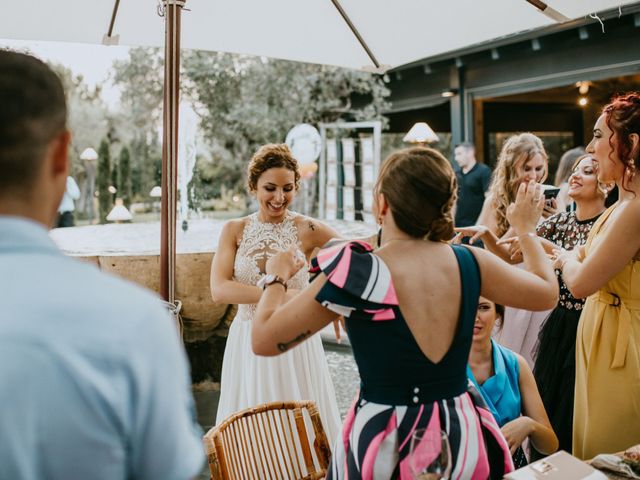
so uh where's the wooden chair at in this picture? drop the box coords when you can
[203,400,332,480]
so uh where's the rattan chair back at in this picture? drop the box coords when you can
[203,400,332,480]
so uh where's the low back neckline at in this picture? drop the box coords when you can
[371,244,473,366]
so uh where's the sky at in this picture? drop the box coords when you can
[0,39,131,108]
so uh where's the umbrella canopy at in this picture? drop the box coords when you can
[4,0,638,71]
[3,0,636,302]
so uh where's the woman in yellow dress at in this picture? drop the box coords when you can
[555,92,640,459]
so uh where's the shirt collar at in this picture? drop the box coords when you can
[0,215,61,255]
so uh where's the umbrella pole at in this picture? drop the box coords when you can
[160,0,185,302]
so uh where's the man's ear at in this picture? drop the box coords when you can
[50,130,71,177]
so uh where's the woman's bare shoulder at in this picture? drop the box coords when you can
[292,212,324,232]
[292,213,338,246]
[221,216,250,242]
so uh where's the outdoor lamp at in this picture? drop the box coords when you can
[403,122,439,144]
[80,147,99,222]
[149,186,162,215]
[106,199,132,223]
[80,147,98,162]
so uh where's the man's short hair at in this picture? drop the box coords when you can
[0,50,67,195]
[455,142,475,153]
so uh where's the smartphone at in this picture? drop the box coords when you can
[543,187,561,199]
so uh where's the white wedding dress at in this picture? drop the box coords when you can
[215,211,342,444]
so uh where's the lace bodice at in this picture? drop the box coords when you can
[233,211,309,320]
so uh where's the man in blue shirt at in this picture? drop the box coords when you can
[0,51,204,479]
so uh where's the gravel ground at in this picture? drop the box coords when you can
[195,346,358,478]
[325,349,359,419]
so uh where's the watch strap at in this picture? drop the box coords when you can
[263,275,288,292]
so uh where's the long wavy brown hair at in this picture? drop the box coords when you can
[488,133,548,237]
[603,92,640,194]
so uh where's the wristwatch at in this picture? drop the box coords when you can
[257,274,288,291]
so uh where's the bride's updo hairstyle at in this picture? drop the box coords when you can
[247,143,301,193]
[375,146,457,242]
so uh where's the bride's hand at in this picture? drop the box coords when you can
[266,248,306,281]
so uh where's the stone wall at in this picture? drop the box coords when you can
[51,218,376,383]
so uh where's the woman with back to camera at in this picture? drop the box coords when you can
[468,297,558,468]
[251,147,558,479]
[454,133,555,367]
[501,153,614,457]
[210,143,341,441]
[554,92,640,459]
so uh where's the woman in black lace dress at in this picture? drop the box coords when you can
[506,154,614,456]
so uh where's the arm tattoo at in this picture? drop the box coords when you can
[308,221,316,231]
[277,330,312,352]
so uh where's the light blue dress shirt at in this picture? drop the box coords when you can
[57,176,80,213]
[0,216,204,479]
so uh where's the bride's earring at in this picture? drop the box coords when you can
[376,227,382,248]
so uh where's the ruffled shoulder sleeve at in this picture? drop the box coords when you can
[309,240,398,321]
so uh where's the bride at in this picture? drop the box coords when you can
[211,143,341,442]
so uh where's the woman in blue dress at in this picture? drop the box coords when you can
[468,297,558,468]
[252,147,559,479]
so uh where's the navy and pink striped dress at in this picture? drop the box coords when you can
[310,240,514,480]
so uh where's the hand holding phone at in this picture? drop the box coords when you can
[543,187,561,200]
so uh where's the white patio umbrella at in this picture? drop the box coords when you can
[2,0,635,302]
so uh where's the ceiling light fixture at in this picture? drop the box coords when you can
[577,81,590,95]
[403,122,439,144]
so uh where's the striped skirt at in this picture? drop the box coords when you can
[327,388,514,480]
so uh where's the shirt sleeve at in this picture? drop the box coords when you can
[481,166,492,193]
[129,302,204,480]
[66,177,81,199]
[310,240,399,321]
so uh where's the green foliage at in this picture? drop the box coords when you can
[111,48,164,201]
[111,154,119,203]
[112,48,164,132]
[102,47,391,209]
[182,52,391,192]
[51,65,109,177]
[118,147,133,208]
[187,159,204,213]
[49,63,110,219]
[97,139,112,223]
